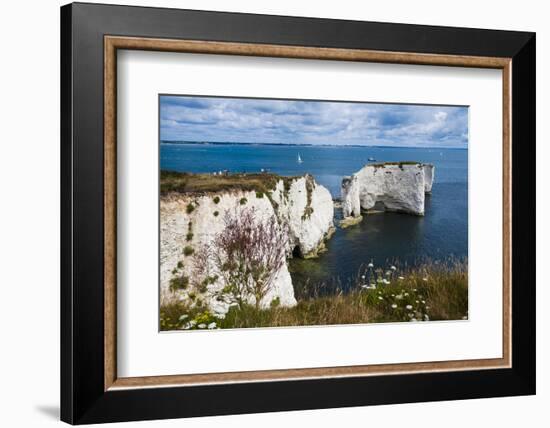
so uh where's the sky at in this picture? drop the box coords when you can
[160,95,468,148]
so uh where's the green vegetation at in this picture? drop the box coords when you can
[239,197,248,205]
[186,203,195,214]
[301,206,314,220]
[160,308,219,331]
[256,191,264,198]
[301,175,315,220]
[160,261,467,330]
[196,275,219,294]
[177,261,184,269]
[183,246,194,256]
[213,211,219,217]
[160,170,300,196]
[370,161,423,169]
[186,232,194,241]
[169,274,189,292]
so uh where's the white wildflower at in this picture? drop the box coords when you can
[404,292,409,297]
[198,323,206,329]
[424,314,430,321]
[368,262,374,268]
[407,313,414,318]
[410,318,417,322]
[396,294,403,300]
[391,265,397,271]
[378,296,384,300]
[406,305,413,310]
[421,300,426,304]
[398,276,404,280]
[391,304,397,309]
[207,322,217,329]
[178,314,189,321]
[422,277,428,282]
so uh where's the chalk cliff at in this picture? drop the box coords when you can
[160,174,334,314]
[423,164,435,193]
[341,162,435,218]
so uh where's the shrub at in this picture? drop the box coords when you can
[169,275,189,291]
[256,191,264,198]
[213,211,219,217]
[186,203,195,214]
[239,197,247,205]
[177,261,184,269]
[186,232,194,241]
[301,206,314,220]
[213,196,220,204]
[207,207,288,309]
[183,246,194,256]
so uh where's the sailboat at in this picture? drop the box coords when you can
[297,153,303,164]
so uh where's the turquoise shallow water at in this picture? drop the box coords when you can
[161,142,468,295]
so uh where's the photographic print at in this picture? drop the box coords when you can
[159,95,468,331]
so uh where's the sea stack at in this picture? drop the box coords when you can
[341,162,435,218]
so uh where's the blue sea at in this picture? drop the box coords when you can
[161,142,468,296]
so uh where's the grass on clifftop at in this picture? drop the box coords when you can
[369,161,423,168]
[161,170,301,195]
[160,260,468,330]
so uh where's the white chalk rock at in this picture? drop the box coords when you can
[341,163,434,217]
[423,164,435,193]
[269,175,335,257]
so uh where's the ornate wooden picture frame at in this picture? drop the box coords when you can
[61,2,535,424]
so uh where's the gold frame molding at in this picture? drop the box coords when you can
[104,36,512,391]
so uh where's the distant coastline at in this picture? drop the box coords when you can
[160,140,468,150]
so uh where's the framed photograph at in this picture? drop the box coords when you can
[61,2,535,424]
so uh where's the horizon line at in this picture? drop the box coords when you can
[160,140,468,150]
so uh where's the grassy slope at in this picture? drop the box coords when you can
[160,261,468,330]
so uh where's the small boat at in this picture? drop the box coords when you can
[368,157,376,161]
[297,153,303,163]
